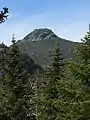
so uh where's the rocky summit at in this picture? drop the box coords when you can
[17,28,79,66]
[23,28,58,41]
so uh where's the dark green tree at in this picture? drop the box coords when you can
[0,35,34,120]
[38,32,90,120]
[51,40,65,78]
[69,27,90,86]
[0,7,8,23]
[38,40,65,120]
[67,27,90,119]
[0,43,7,77]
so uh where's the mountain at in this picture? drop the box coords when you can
[17,28,79,66]
[23,28,57,41]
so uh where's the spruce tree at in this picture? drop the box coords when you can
[39,30,90,120]
[39,40,65,120]
[51,40,65,79]
[69,27,90,86]
[67,27,90,119]
[0,35,34,120]
[76,31,90,86]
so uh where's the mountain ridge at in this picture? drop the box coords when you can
[17,28,80,66]
[22,28,78,43]
[23,28,58,41]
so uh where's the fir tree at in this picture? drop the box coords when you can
[51,40,65,79]
[39,40,65,120]
[67,26,90,119]
[0,35,34,120]
[70,26,90,86]
[39,30,90,120]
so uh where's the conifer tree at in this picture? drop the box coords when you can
[0,7,8,23]
[0,35,34,120]
[67,26,90,119]
[76,31,90,86]
[51,40,65,79]
[69,26,90,86]
[39,40,65,120]
[0,43,7,78]
[39,30,90,120]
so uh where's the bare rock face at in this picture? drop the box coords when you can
[23,28,58,41]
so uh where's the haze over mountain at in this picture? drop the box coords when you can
[17,28,79,66]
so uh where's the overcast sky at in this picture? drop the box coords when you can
[0,0,90,45]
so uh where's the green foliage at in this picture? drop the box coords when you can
[38,29,90,120]
[0,20,90,119]
[67,30,90,119]
[0,39,34,119]
[0,43,7,78]
[51,41,65,78]
[0,44,41,76]
[38,41,65,120]
[21,53,42,74]
[70,31,90,86]
[0,7,9,23]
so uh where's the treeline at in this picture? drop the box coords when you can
[0,30,90,120]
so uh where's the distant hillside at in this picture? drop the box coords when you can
[0,43,41,75]
[17,28,80,66]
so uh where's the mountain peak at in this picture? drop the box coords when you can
[23,28,58,41]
